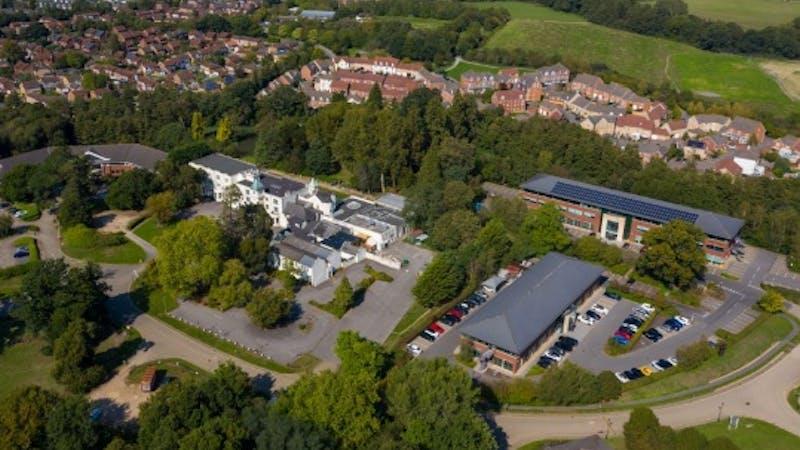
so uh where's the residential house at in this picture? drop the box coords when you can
[721,116,766,145]
[687,114,731,134]
[491,89,526,114]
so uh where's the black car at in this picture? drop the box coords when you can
[419,331,435,342]
[548,346,566,357]
[445,313,461,323]
[559,336,579,346]
[554,340,575,352]
[655,359,674,370]
[466,298,481,308]
[586,310,602,320]
[604,290,622,300]
[439,315,456,326]
[454,304,470,315]
[624,317,644,326]
[643,328,662,342]
[627,368,644,380]
[537,356,555,368]
[469,293,486,304]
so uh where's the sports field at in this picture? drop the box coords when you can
[481,9,797,113]
[684,0,800,29]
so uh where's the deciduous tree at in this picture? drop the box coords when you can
[637,220,706,289]
[411,252,465,307]
[207,259,253,310]
[155,216,225,297]
[246,288,294,328]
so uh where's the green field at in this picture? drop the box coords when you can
[483,16,796,113]
[685,0,800,29]
[375,15,450,30]
[467,1,586,22]
[0,319,61,400]
[62,225,147,264]
[133,217,174,245]
[622,314,793,400]
[12,202,40,221]
[695,418,800,450]
[445,60,501,79]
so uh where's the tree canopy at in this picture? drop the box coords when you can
[637,220,706,289]
[155,216,225,297]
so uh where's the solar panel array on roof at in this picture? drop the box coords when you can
[551,182,699,224]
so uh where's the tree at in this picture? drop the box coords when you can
[535,362,621,405]
[0,213,12,238]
[676,340,715,370]
[155,216,225,297]
[516,203,571,258]
[178,417,247,450]
[238,236,271,275]
[624,408,671,450]
[51,319,106,393]
[146,191,178,224]
[335,331,389,378]
[154,161,202,209]
[386,358,497,450]
[58,178,93,228]
[45,395,97,450]
[215,116,232,143]
[207,259,253,310]
[412,252,465,307]
[276,370,381,449]
[674,427,708,450]
[597,370,623,401]
[246,288,294,328]
[105,168,158,210]
[0,386,60,449]
[637,220,706,289]
[569,236,624,268]
[190,111,205,141]
[366,83,383,109]
[1,40,24,64]
[326,276,355,316]
[241,399,332,450]
[430,209,481,250]
[758,290,785,313]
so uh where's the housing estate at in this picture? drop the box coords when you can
[519,174,745,265]
[189,153,407,286]
[460,252,605,374]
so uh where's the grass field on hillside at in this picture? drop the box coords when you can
[445,60,500,79]
[483,17,796,113]
[467,1,585,21]
[684,0,800,29]
[374,16,450,29]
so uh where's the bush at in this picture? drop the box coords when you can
[492,362,622,406]
[569,236,624,268]
[246,288,294,328]
[676,340,715,370]
[0,213,12,237]
[758,290,785,313]
[364,265,394,282]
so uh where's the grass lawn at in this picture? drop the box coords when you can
[384,301,431,349]
[0,319,61,400]
[125,358,208,385]
[62,225,147,264]
[621,314,793,400]
[132,217,174,245]
[467,1,585,22]
[375,15,450,30]
[13,236,39,262]
[12,202,40,221]
[684,0,800,29]
[518,439,568,450]
[694,417,800,450]
[445,60,501,79]
[482,16,796,114]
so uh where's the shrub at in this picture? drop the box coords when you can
[0,213,12,237]
[758,290,785,313]
[676,340,715,370]
[364,265,394,282]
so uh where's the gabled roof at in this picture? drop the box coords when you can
[191,152,254,176]
[521,174,745,240]
[460,253,604,355]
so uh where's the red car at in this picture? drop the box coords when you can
[615,329,633,339]
[428,322,445,335]
[448,308,464,319]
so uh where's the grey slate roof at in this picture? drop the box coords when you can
[460,253,604,355]
[0,144,167,177]
[521,174,744,240]
[192,152,255,176]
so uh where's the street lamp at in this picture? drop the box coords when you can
[717,401,725,422]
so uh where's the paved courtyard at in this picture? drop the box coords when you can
[171,242,433,365]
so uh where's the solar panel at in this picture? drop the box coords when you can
[550,182,698,224]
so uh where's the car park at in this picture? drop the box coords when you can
[424,328,440,339]
[557,336,579,351]
[651,358,677,371]
[613,336,629,346]
[448,308,464,319]
[419,331,436,342]
[615,371,630,383]
[406,343,422,356]
[578,314,595,325]
[615,328,633,338]
[624,316,644,326]
[638,303,656,314]
[604,290,622,300]
[664,318,684,331]
[439,315,457,326]
[590,304,609,315]
[459,302,472,311]
[544,349,563,361]
[548,346,566,357]
[559,336,579,347]
[621,323,638,333]
[626,368,644,380]
[469,293,486,304]
[667,357,678,366]
[455,304,470,315]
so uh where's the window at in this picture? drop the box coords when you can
[636,225,650,233]
[605,220,619,240]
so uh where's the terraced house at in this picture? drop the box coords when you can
[519,174,745,265]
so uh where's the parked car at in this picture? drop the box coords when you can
[624,316,644,326]
[557,336,578,351]
[13,210,25,219]
[585,310,602,321]
[631,309,651,319]
[667,357,678,366]
[639,303,656,314]
[664,318,684,331]
[428,323,445,335]
[544,350,563,361]
[559,336,579,347]
[615,371,630,383]
[465,298,481,308]
[439,315,456,326]
[538,356,556,368]
[454,304,470,315]
[459,302,472,311]
[674,315,691,326]
[419,331,436,342]
[613,336,629,346]
[639,366,653,376]
[424,328,440,339]
[13,246,29,258]
[469,293,487,304]
[590,304,609,315]
[578,314,595,325]
[627,368,644,380]
[620,323,638,333]
[604,290,622,300]
[448,308,464,319]
[643,328,662,342]
[652,358,674,370]
[406,343,422,356]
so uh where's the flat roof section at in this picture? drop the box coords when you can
[521,174,745,240]
[460,252,604,356]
